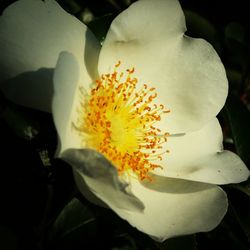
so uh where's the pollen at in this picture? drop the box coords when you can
[74,62,170,181]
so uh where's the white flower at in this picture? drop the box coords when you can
[0,0,249,242]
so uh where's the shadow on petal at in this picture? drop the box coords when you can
[84,29,100,81]
[62,148,118,179]
[61,148,145,212]
[73,169,108,208]
[141,173,214,194]
[0,68,54,112]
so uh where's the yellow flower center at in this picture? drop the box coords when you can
[74,61,170,181]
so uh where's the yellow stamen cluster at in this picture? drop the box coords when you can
[75,61,170,181]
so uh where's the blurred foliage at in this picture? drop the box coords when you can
[0,0,250,249]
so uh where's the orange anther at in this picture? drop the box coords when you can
[74,61,170,181]
[115,61,121,67]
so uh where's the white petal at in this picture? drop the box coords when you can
[152,118,250,184]
[153,119,249,184]
[61,148,145,212]
[0,0,100,111]
[73,169,108,208]
[52,51,82,153]
[163,118,223,168]
[113,177,227,241]
[98,0,228,133]
[166,150,249,184]
[61,147,228,241]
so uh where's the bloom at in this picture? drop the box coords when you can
[0,0,249,241]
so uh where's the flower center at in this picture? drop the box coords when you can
[74,61,170,181]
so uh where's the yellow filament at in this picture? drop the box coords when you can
[74,61,170,181]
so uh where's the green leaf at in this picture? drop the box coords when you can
[112,233,138,250]
[58,0,82,14]
[156,235,197,250]
[224,23,250,70]
[88,13,116,43]
[224,95,250,164]
[225,22,245,44]
[230,180,250,197]
[225,40,250,70]
[226,69,242,92]
[49,197,97,249]
[228,188,250,242]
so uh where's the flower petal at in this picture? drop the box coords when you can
[52,51,82,153]
[61,148,145,212]
[168,150,249,185]
[153,118,250,184]
[0,0,100,111]
[61,147,228,241]
[98,0,228,133]
[113,177,227,241]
